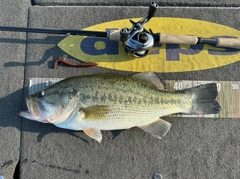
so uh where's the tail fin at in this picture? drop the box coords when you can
[185,83,221,114]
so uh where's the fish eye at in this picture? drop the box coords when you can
[37,90,44,98]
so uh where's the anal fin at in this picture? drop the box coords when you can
[83,128,102,143]
[139,118,171,139]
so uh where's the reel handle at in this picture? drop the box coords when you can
[148,2,159,18]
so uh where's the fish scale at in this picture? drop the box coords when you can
[20,73,221,142]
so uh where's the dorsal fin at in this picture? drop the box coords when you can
[131,72,165,90]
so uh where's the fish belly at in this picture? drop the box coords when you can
[69,104,187,131]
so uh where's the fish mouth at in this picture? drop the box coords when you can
[19,96,41,121]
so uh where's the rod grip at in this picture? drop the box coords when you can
[158,33,198,45]
[108,30,121,41]
[216,38,240,49]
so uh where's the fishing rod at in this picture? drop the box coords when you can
[1,2,240,58]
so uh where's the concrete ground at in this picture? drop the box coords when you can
[1,1,240,178]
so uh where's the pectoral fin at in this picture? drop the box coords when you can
[80,106,110,120]
[139,118,171,139]
[83,128,102,143]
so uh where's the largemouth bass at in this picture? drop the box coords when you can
[20,72,221,142]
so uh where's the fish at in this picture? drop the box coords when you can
[20,72,221,143]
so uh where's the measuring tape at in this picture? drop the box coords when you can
[28,78,239,119]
